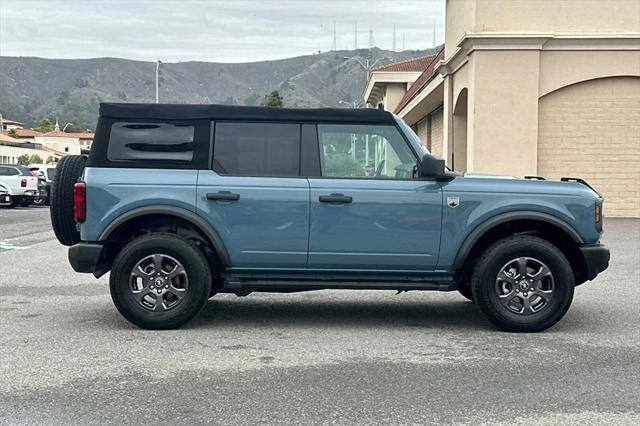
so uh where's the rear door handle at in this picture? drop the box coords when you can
[207,192,240,201]
[319,194,352,204]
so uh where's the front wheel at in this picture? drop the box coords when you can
[471,235,574,332]
[110,233,212,330]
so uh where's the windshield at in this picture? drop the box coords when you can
[394,116,430,156]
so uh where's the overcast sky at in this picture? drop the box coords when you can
[0,0,444,63]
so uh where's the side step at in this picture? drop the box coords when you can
[223,278,457,292]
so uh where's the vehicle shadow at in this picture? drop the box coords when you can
[189,295,492,331]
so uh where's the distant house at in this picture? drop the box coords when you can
[363,0,640,217]
[0,117,24,131]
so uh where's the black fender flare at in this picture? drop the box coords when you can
[452,211,584,271]
[99,205,231,266]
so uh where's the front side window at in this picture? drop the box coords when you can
[214,122,300,176]
[107,122,195,162]
[317,124,416,179]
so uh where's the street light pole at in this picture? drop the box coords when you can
[343,55,393,81]
[62,123,73,132]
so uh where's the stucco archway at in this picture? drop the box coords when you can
[538,76,640,217]
[452,88,468,172]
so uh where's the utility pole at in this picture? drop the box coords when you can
[155,60,162,103]
[354,20,358,50]
[332,20,337,51]
[392,24,396,52]
[369,26,374,48]
[402,32,405,51]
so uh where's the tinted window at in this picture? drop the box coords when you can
[214,122,300,176]
[0,166,20,176]
[317,124,416,179]
[107,122,195,162]
[46,168,56,180]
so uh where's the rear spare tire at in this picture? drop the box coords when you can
[50,155,86,246]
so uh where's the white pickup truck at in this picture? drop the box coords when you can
[0,164,39,208]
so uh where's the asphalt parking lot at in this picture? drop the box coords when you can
[0,207,639,424]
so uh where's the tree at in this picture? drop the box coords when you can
[8,128,18,138]
[29,154,43,164]
[46,156,56,164]
[34,118,54,133]
[16,154,30,165]
[261,90,284,108]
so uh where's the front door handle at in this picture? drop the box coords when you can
[319,194,352,204]
[207,192,240,201]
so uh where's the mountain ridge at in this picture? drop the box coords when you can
[0,47,439,130]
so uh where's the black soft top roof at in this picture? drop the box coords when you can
[99,103,396,124]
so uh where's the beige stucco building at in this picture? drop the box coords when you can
[364,0,640,217]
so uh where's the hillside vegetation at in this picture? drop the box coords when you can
[0,48,437,130]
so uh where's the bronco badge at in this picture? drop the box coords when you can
[447,196,460,208]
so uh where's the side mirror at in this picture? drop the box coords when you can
[418,154,446,178]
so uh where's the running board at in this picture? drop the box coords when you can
[224,279,457,292]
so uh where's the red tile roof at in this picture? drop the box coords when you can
[394,48,445,114]
[40,130,81,138]
[0,133,21,143]
[3,129,43,138]
[373,54,437,72]
[67,132,95,139]
[0,118,23,125]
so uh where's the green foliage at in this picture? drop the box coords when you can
[28,154,43,164]
[8,128,18,138]
[261,90,284,108]
[46,156,56,164]
[34,118,54,133]
[16,154,30,165]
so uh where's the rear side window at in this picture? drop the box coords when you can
[46,168,56,180]
[0,167,19,176]
[107,122,195,162]
[213,122,300,176]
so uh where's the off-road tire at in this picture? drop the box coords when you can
[50,155,86,246]
[471,235,574,332]
[110,233,212,330]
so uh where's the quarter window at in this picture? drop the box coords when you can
[213,122,300,176]
[317,124,416,179]
[107,122,195,162]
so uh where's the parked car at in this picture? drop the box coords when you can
[0,182,11,207]
[50,103,609,331]
[0,164,39,207]
[28,164,57,206]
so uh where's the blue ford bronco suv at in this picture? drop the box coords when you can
[50,103,609,331]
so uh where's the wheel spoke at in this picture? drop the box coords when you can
[167,263,186,279]
[521,297,533,314]
[516,257,528,277]
[152,254,164,274]
[497,270,516,284]
[533,265,552,281]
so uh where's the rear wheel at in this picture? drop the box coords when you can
[110,233,212,330]
[50,155,86,246]
[471,235,574,332]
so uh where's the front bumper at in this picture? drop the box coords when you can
[580,243,610,281]
[68,242,106,276]
[0,193,10,206]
